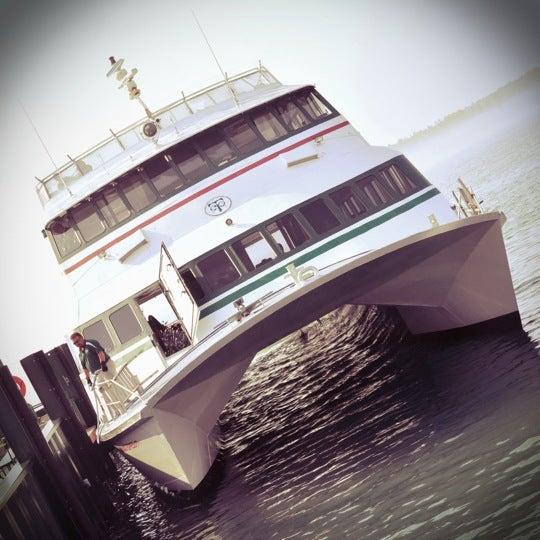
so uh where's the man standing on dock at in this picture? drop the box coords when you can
[70,333,116,386]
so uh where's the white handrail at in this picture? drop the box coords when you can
[36,65,279,203]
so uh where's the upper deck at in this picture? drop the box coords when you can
[36,65,290,222]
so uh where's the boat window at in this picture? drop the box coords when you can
[265,214,309,253]
[232,232,277,271]
[169,142,210,183]
[299,199,340,235]
[361,178,393,207]
[197,250,241,291]
[119,169,158,212]
[274,97,311,131]
[48,214,82,257]
[329,186,367,220]
[295,90,331,119]
[222,117,263,155]
[96,185,131,226]
[380,165,417,195]
[144,154,184,197]
[109,304,142,344]
[83,319,114,352]
[196,129,237,168]
[251,109,287,141]
[180,269,206,303]
[70,201,106,242]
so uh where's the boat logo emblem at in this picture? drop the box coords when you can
[205,196,232,216]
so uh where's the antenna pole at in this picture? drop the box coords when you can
[191,10,240,107]
[18,100,59,170]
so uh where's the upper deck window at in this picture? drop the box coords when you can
[119,169,158,212]
[274,98,311,131]
[329,186,367,220]
[169,143,210,183]
[197,250,241,291]
[49,215,82,257]
[222,117,263,155]
[96,185,131,226]
[295,91,331,120]
[252,110,287,142]
[71,201,106,242]
[144,154,183,197]
[299,199,340,235]
[232,232,277,271]
[265,214,309,253]
[46,87,340,263]
[196,129,237,168]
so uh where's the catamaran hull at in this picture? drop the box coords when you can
[112,213,520,491]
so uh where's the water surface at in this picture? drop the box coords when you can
[108,116,540,539]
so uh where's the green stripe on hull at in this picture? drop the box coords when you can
[200,188,440,318]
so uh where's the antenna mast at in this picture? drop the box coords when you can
[191,10,240,107]
[18,100,59,171]
[106,56,154,118]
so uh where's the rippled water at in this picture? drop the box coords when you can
[108,118,540,539]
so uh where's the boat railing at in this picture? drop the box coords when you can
[35,64,279,206]
[452,178,484,218]
[91,364,144,441]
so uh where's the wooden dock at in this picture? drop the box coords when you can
[0,345,116,539]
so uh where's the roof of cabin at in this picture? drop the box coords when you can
[38,66,313,224]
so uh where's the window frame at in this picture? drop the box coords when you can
[46,88,340,263]
[171,156,428,305]
[78,299,149,357]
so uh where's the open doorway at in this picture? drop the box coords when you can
[136,284,190,357]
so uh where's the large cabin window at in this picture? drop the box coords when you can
[274,98,311,131]
[96,185,131,226]
[232,232,277,271]
[49,214,82,257]
[109,304,142,344]
[197,250,241,291]
[120,169,158,212]
[144,154,183,197]
[265,214,309,253]
[169,143,210,183]
[295,91,331,120]
[83,320,114,353]
[329,186,367,220]
[380,165,417,195]
[196,129,237,168]
[252,109,287,142]
[299,199,340,235]
[71,201,106,242]
[361,177,393,207]
[222,117,263,155]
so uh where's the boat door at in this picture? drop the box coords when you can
[158,243,200,343]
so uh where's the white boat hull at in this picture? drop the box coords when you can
[110,212,520,491]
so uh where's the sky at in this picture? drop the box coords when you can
[0,0,539,396]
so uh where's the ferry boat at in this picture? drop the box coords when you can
[36,61,521,491]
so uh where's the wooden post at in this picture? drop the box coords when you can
[0,364,97,538]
